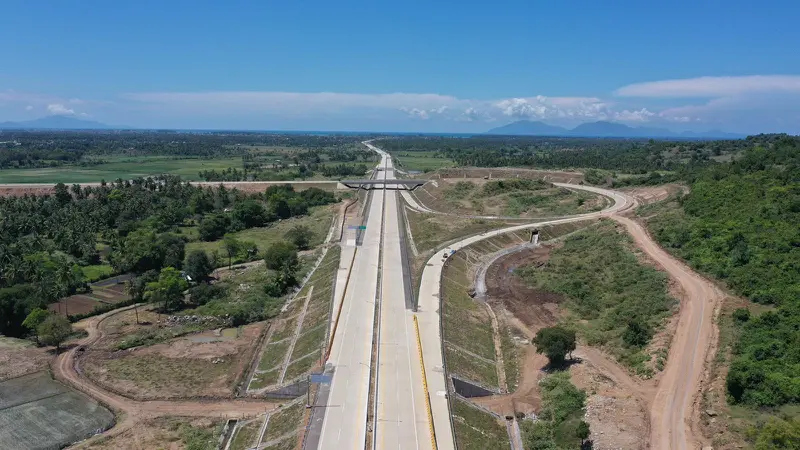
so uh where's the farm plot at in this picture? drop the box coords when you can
[49,281,131,318]
[0,372,114,450]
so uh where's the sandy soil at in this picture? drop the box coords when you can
[0,337,53,381]
[570,347,650,450]
[613,215,722,450]
[621,184,688,205]
[80,321,262,400]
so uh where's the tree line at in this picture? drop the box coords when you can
[0,176,335,339]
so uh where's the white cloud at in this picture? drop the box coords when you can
[613,108,655,122]
[25,105,33,111]
[47,103,76,115]
[400,107,430,119]
[125,91,460,117]
[616,75,800,98]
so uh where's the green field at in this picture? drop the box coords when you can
[0,156,244,183]
[391,151,454,172]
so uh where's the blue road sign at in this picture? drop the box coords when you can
[310,374,333,384]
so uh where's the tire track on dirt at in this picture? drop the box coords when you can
[52,306,278,448]
[612,215,721,450]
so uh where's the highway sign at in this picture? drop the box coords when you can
[310,374,333,384]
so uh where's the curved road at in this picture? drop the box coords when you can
[406,171,717,449]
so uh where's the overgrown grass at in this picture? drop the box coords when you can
[185,205,334,264]
[405,209,510,254]
[258,340,291,371]
[290,324,326,360]
[229,419,260,450]
[94,353,233,398]
[264,401,305,441]
[249,368,281,390]
[501,326,520,392]
[521,371,588,449]
[391,151,454,172]
[81,264,114,282]
[452,398,510,450]
[116,323,211,350]
[284,350,320,381]
[179,421,222,450]
[517,220,675,373]
[445,345,498,388]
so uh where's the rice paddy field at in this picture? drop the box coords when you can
[0,156,244,183]
[0,371,115,449]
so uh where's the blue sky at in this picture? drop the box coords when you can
[2,0,800,133]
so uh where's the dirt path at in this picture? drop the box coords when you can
[52,306,278,448]
[613,215,721,450]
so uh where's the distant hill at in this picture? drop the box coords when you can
[487,120,743,139]
[484,120,567,136]
[0,115,114,130]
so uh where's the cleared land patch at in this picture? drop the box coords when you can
[0,336,51,380]
[411,178,606,217]
[81,319,263,400]
[0,371,115,450]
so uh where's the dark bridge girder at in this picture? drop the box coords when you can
[340,179,426,191]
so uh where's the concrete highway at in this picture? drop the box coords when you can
[317,153,386,449]
[318,141,634,450]
[371,148,432,450]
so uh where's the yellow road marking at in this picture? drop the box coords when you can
[413,315,437,450]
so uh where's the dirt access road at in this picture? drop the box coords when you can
[408,178,719,450]
[613,215,721,450]
[51,305,277,448]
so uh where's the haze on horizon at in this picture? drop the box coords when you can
[2,0,799,134]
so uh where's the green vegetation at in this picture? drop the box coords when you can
[229,420,260,450]
[185,204,333,265]
[522,371,590,450]
[249,245,341,389]
[532,326,576,367]
[406,209,511,254]
[451,398,510,450]
[416,178,605,218]
[36,314,73,351]
[390,150,454,172]
[380,135,750,174]
[264,401,305,441]
[644,136,800,412]
[477,178,548,196]
[0,156,245,183]
[81,264,113,282]
[518,221,675,373]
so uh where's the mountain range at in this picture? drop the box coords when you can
[0,115,115,130]
[487,120,743,139]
